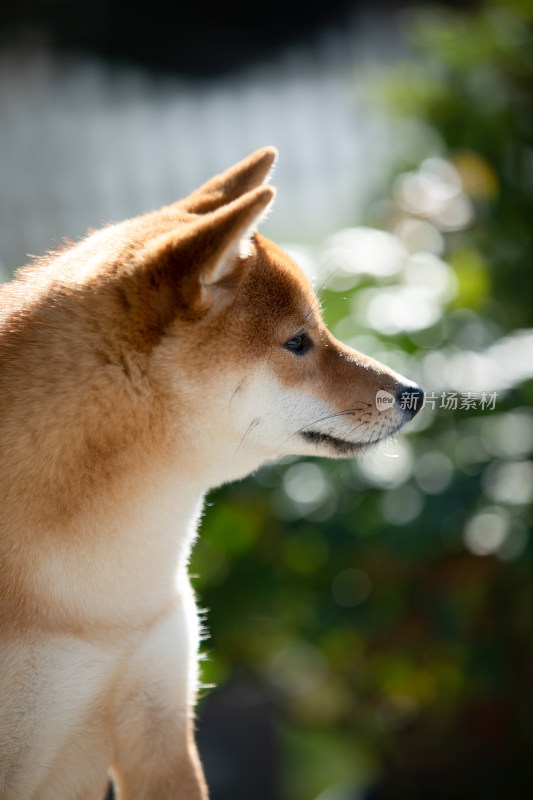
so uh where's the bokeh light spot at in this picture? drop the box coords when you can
[356,438,413,488]
[331,568,372,607]
[414,451,454,495]
[464,507,510,556]
[381,484,424,525]
[483,460,533,506]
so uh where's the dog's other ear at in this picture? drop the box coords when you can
[178,147,277,214]
[131,185,274,338]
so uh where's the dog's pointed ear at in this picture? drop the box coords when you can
[178,147,277,214]
[197,184,275,288]
[131,185,274,339]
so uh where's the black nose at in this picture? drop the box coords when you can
[397,385,424,418]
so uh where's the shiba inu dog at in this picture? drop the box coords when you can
[0,147,423,799]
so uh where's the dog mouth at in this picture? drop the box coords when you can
[301,416,408,456]
[300,430,365,456]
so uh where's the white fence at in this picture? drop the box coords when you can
[0,18,403,276]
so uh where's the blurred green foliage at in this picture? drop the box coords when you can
[193,1,533,797]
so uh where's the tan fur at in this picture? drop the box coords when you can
[0,147,422,799]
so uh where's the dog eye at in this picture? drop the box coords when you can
[284,331,312,356]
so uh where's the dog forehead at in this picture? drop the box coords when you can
[241,235,317,319]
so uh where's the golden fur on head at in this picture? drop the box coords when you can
[0,147,421,800]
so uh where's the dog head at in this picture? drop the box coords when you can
[105,147,423,484]
[0,148,423,498]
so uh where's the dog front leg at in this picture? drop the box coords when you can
[110,591,207,799]
[110,713,207,800]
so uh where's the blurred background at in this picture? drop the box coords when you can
[1,0,532,797]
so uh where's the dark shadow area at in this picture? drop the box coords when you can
[0,0,477,77]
